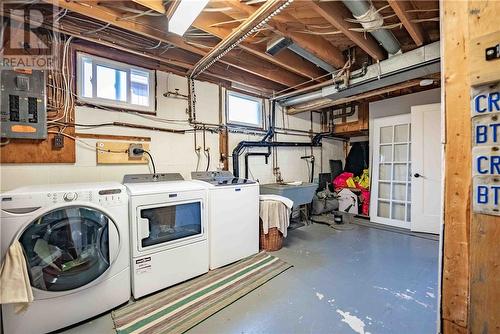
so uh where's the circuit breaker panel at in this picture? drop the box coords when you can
[1,69,47,139]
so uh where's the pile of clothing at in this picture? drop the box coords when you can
[333,169,370,216]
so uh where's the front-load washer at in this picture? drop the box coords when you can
[124,174,209,299]
[0,182,130,334]
[191,171,259,270]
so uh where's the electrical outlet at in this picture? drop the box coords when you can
[129,143,144,158]
[53,134,64,149]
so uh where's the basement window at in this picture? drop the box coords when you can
[76,52,155,113]
[226,91,263,128]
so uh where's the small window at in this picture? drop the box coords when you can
[76,52,155,113]
[226,91,263,128]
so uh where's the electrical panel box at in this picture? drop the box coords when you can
[1,69,47,139]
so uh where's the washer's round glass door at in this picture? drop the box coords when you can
[19,206,112,292]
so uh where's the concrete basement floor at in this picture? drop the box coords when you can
[61,223,439,334]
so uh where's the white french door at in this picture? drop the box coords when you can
[410,103,442,234]
[371,114,412,229]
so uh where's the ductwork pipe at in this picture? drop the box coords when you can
[342,0,401,55]
[280,91,324,107]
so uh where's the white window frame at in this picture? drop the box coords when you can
[225,90,264,128]
[76,52,156,113]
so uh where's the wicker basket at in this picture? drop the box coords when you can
[259,219,284,251]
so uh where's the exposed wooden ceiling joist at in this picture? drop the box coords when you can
[131,0,165,14]
[386,0,428,46]
[310,0,385,61]
[193,12,326,81]
[223,0,346,69]
[44,0,294,89]
[165,0,180,20]
[189,0,284,77]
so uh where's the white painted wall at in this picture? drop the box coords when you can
[0,71,345,191]
[368,88,441,166]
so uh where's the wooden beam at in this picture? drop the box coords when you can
[224,0,346,69]
[386,0,427,46]
[441,0,470,330]
[165,0,180,20]
[190,0,283,76]
[131,0,165,14]
[218,51,305,87]
[310,1,385,61]
[193,12,326,81]
[45,0,295,90]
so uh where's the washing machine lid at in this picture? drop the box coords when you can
[191,171,256,187]
[123,173,184,184]
[124,180,207,195]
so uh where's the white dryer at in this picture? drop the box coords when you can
[0,183,130,334]
[124,174,209,299]
[191,171,259,270]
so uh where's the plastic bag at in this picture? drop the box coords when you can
[333,172,354,189]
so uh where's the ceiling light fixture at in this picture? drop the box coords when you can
[419,79,434,87]
[168,0,210,36]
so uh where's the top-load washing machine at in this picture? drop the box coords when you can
[123,174,209,299]
[0,182,130,334]
[191,171,259,270]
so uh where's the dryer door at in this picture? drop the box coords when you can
[19,206,118,292]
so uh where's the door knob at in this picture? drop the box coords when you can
[414,173,423,178]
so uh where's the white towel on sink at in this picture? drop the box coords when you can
[259,195,293,237]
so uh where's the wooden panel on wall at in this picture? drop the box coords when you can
[470,31,500,86]
[0,129,76,163]
[96,142,150,164]
[467,2,500,334]
[334,102,369,137]
[442,1,500,333]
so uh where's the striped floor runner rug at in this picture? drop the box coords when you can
[112,252,292,334]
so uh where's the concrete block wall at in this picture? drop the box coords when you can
[0,71,345,191]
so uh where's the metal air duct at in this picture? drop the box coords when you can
[342,0,401,55]
[278,41,440,108]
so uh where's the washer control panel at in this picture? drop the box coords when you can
[45,188,125,206]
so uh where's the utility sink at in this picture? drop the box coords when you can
[259,182,318,208]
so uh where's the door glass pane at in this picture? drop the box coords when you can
[96,65,127,101]
[380,126,393,143]
[407,183,411,202]
[394,124,409,142]
[19,207,111,292]
[394,144,408,162]
[140,202,201,248]
[378,182,390,200]
[379,163,391,180]
[406,204,411,222]
[378,201,390,218]
[391,202,405,220]
[375,120,412,225]
[379,145,392,162]
[393,163,407,181]
[392,183,406,201]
